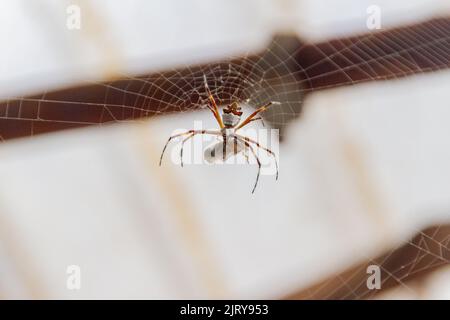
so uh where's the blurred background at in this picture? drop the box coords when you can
[0,0,449,299]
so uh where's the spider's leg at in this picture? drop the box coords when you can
[232,136,241,158]
[230,136,248,163]
[180,133,195,167]
[179,130,221,166]
[242,140,261,194]
[159,130,220,166]
[222,132,227,162]
[203,75,225,129]
[235,101,280,131]
[234,136,249,164]
[160,130,194,166]
[236,134,278,180]
[247,117,265,127]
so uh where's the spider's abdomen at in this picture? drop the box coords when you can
[204,139,244,163]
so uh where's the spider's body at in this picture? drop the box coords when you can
[222,102,243,127]
[159,75,279,193]
[222,113,240,128]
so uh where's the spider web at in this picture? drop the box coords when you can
[0,37,303,138]
[1,16,450,299]
[2,18,450,138]
[287,225,450,299]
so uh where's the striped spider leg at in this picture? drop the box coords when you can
[159,75,280,193]
[159,129,222,166]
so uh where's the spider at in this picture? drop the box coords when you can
[159,75,279,193]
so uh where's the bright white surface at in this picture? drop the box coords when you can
[2,0,449,98]
[297,0,450,41]
[0,0,273,98]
